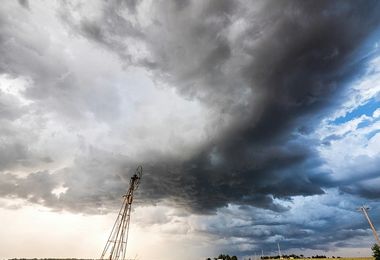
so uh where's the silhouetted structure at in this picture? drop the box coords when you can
[100,166,142,260]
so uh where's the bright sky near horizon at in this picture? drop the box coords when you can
[1,1,380,260]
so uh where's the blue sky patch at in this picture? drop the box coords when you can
[331,97,380,125]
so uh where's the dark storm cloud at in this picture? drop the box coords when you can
[341,184,380,200]
[138,138,325,213]
[0,0,378,215]
[58,0,380,213]
[1,0,380,255]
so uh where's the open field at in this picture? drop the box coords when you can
[284,258,373,260]
[335,258,374,260]
[257,258,374,260]
[5,257,375,260]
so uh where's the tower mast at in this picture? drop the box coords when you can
[101,166,143,260]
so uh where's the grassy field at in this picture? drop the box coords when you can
[336,258,373,260]
[294,258,373,260]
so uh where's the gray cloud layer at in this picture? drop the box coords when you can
[58,0,380,212]
[1,0,379,212]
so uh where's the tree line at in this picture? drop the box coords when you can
[260,255,339,259]
[207,254,238,260]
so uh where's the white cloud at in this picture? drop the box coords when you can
[372,108,380,118]
[315,52,380,183]
[325,54,380,122]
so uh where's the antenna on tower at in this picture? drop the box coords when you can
[100,166,143,260]
[357,205,380,246]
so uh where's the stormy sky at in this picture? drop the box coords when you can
[1,0,380,259]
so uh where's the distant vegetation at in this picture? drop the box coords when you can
[258,256,374,260]
[372,244,380,260]
[251,257,372,260]
[261,255,332,259]
[204,255,375,260]
[206,255,238,260]
[8,254,374,260]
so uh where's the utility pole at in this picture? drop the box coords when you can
[277,243,282,259]
[358,205,380,245]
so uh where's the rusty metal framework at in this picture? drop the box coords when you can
[101,166,143,260]
[358,205,380,245]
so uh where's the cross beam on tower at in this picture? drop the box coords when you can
[101,166,143,260]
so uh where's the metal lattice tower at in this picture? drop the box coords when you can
[100,166,143,260]
[358,205,380,246]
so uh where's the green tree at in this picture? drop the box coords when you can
[372,244,380,260]
[215,254,238,260]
